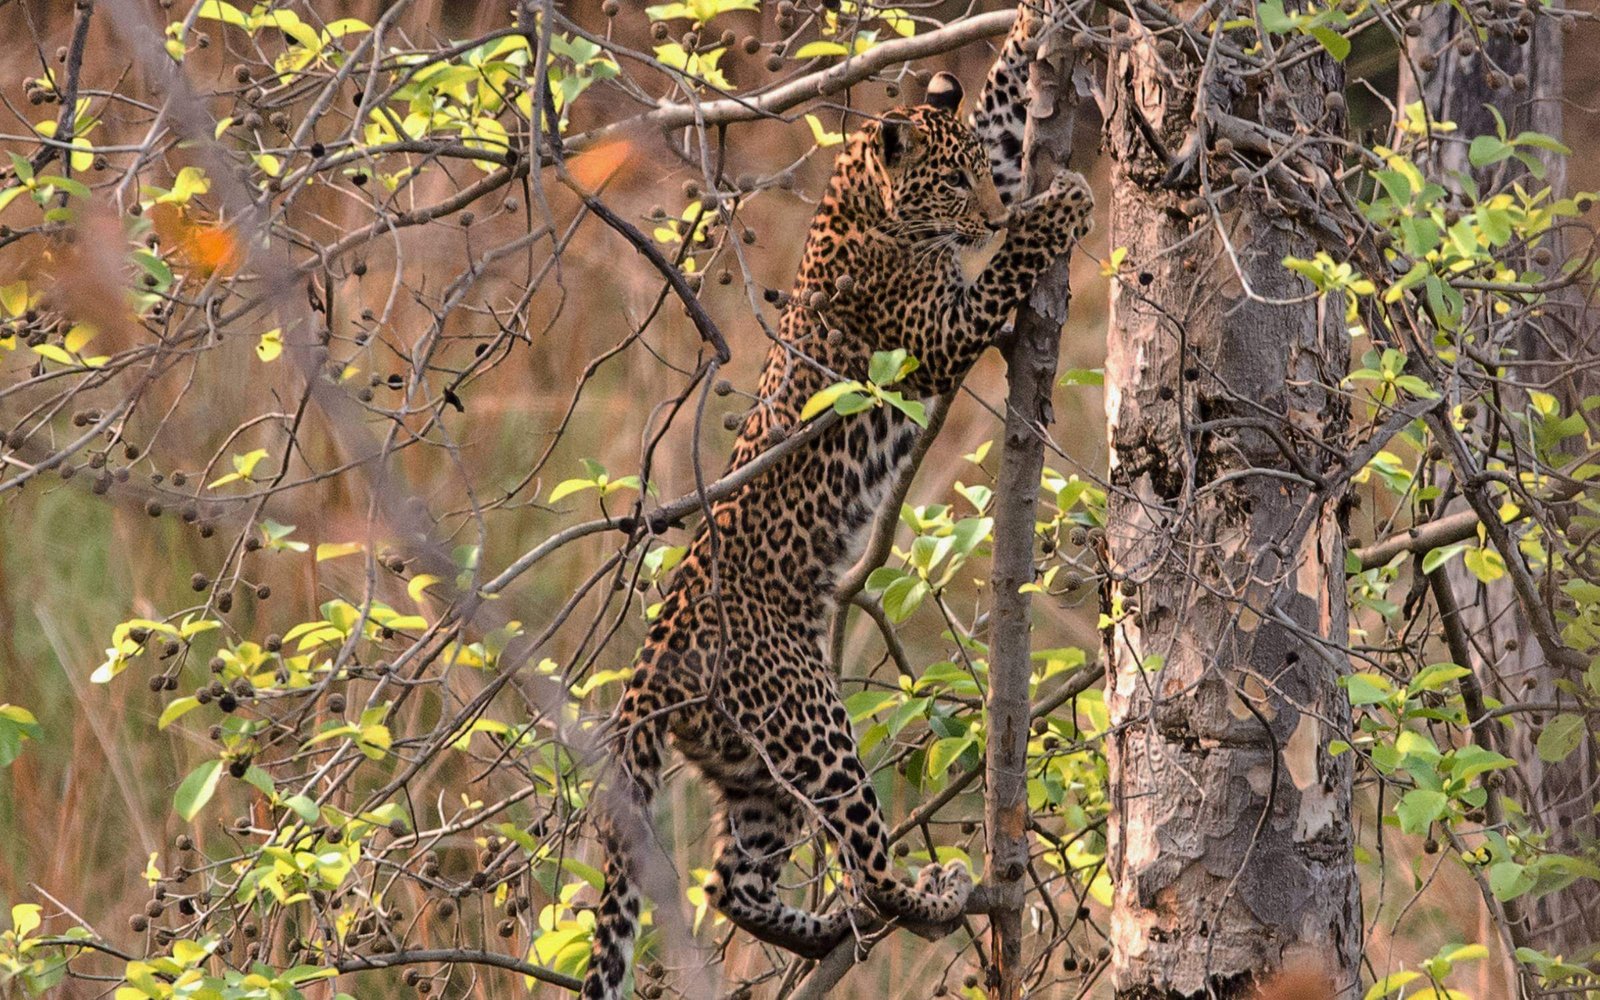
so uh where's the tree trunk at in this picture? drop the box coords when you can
[1400,2,1600,961]
[1101,10,1361,998]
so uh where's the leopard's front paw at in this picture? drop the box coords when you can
[902,860,973,939]
[1035,171,1094,219]
[921,859,973,906]
[1008,170,1094,237]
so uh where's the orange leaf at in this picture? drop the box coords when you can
[568,138,634,190]
[147,203,242,277]
[185,224,242,277]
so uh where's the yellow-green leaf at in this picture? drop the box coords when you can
[31,343,73,365]
[10,903,41,938]
[158,696,202,730]
[793,40,849,59]
[800,380,865,422]
[548,478,597,503]
[157,166,210,205]
[315,541,364,562]
[0,280,29,317]
[63,323,96,354]
[173,759,223,821]
[805,113,844,148]
[256,327,283,362]
[234,448,269,478]
[196,0,249,28]
[407,574,441,604]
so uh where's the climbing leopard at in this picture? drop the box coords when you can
[580,16,1091,1000]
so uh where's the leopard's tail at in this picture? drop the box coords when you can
[581,696,667,1000]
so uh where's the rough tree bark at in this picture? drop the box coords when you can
[983,18,1080,1000]
[1401,2,1600,962]
[1101,8,1361,998]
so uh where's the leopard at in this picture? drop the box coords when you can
[580,14,1091,1000]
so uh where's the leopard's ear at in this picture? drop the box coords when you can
[878,112,923,168]
[925,72,962,113]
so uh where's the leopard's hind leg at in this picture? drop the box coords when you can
[819,757,972,929]
[792,697,972,931]
[704,788,858,958]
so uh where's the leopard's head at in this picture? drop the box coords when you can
[860,74,1007,280]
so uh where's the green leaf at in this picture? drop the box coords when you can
[1409,662,1469,694]
[869,348,915,386]
[845,690,900,721]
[1511,130,1571,155]
[881,391,928,427]
[1363,971,1421,1000]
[832,391,874,416]
[1488,860,1535,901]
[1394,788,1448,834]
[1462,546,1505,583]
[548,478,597,503]
[9,151,34,185]
[887,696,929,737]
[1308,26,1350,60]
[132,250,173,288]
[1256,0,1296,33]
[241,764,274,796]
[174,759,224,821]
[1420,542,1467,575]
[0,704,43,767]
[800,380,866,421]
[880,575,928,623]
[1450,744,1516,782]
[1343,671,1395,706]
[1468,136,1513,169]
[282,794,320,823]
[158,696,202,730]
[1536,713,1586,763]
[927,736,975,779]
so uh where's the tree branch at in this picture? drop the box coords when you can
[983,18,1079,1000]
[568,12,1018,150]
[336,948,581,993]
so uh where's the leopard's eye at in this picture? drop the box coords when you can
[945,170,968,190]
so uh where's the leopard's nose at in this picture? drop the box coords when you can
[978,193,1008,229]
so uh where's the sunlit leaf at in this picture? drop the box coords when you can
[315,542,365,562]
[256,328,283,362]
[173,759,224,821]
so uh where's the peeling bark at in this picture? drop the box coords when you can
[1102,8,1360,997]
